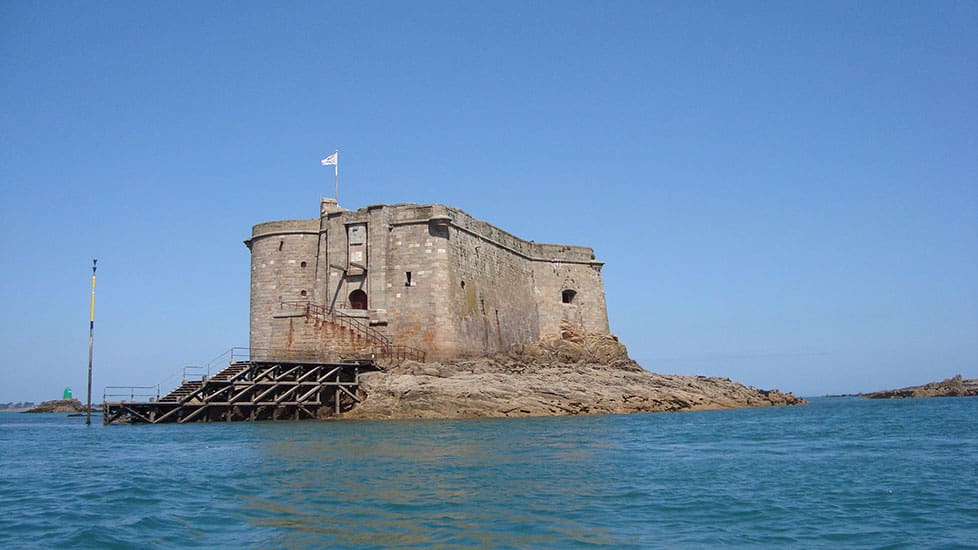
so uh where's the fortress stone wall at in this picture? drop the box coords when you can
[245,199,609,360]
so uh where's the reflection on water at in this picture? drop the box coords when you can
[242,417,618,547]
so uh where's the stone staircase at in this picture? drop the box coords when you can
[287,301,427,364]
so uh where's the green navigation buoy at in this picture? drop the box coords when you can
[63,387,72,399]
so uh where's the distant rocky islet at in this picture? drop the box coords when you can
[22,399,90,414]
[861,375,978,399]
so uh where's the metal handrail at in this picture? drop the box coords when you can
[104,385,160,402]
[230,347,340,363]
[282,300,392,347]
[182,365,207,382]
[201,348,233,372]
[279,300,426,363]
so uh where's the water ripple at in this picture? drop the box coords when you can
[1,397,976,547]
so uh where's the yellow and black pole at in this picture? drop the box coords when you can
[86,259,97,426]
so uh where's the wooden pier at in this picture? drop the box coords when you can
[103,355,377,425]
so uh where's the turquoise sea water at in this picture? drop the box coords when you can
[1,397,976,548]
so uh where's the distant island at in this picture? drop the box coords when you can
[0,401,36,412]
[21,398,90,414]
[862,375,978,399]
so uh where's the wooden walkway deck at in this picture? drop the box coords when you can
[103,358,376,425]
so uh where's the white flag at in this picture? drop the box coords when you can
[321,152,338,166]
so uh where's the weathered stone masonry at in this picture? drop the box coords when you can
[245,199,609,360]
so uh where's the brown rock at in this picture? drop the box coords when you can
[23,399,88,414]
[344,333,805,420]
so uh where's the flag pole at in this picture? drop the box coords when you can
[321,150,339,203]
[86,258,97,426]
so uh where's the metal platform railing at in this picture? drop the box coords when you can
[103,385,160,402]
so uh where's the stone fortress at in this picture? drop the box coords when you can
[104,197,805,426]
[103,197,808,426]
[246,198,610,361]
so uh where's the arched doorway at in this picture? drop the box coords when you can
[349,289,368,310]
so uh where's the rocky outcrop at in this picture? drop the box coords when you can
[862,375,978,399]
[23,398,88,413]
[345,327,805,420]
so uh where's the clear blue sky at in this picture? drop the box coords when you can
[1,1,975,402]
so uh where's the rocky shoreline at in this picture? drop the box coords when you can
[345,330,805,420]
[862,375,978,399]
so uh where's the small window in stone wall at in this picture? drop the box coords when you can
[405,272,412,287]
[562,289,577,304]
[300,261,307,268]
[278,240,284,251]
[300,290,307,297]
[348,225,366,245]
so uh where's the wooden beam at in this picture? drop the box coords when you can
[296,385,323,403]
[273,385,300,405]
[296,366,320,384]
[276,365,301,380]
[251,383,282,404]
[103,408,126,425]
[227,364,253,383]
[151,405,184,424]
[204,384,233,402]
[125,407,155,425]
[337,385,361,402]
[318,366,341,382]
[178,404,208,424]
[297,404,316,419]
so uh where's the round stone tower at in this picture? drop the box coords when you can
[244,219,320,352]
